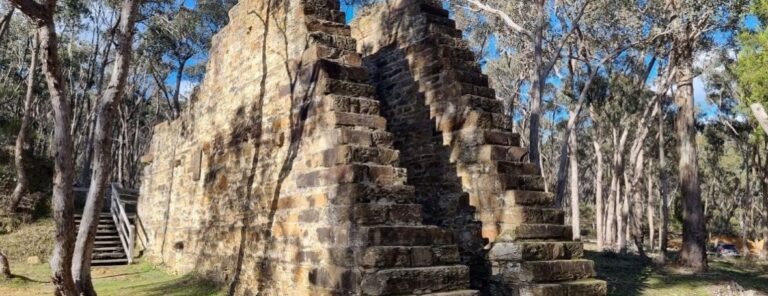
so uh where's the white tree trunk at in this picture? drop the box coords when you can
[72,1,140,295]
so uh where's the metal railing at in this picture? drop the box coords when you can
[109,183,137,264]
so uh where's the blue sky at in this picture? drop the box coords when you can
[173,1,754,123]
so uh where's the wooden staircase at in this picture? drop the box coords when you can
[73,183,138,266]
[74,212,134,265]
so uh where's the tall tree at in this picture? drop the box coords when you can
[71,0,140,295]
[661,0,745,271]
[8,29,38,213]
[6,0,77,293]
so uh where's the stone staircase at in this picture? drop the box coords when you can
[74,212,133,265]
[298,1,478,294]
[351,1,607,295]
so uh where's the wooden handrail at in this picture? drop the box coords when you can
[109,183,135,264]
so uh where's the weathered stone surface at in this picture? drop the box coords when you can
[489,242,584,262]
[498,224,573,241]
[360,265,470,295]
[138,0,604,294]
[492,260,595,285]
[517,279,608,296]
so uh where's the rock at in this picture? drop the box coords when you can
[26,256,40,265]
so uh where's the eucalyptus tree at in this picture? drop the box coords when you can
[5,0,78,294]
[72,1,141,295]
[8,30,38,213]
[142,0,234,118]
[736,0,768,259]
[655,0,747,271]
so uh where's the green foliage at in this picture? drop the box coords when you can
[735,0,768,140]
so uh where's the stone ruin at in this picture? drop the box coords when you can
[136,0,608,295]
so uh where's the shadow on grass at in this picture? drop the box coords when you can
[122,274,222,296]
[7,274,48,284]
[587,250,768,295]
[585,250,654,296]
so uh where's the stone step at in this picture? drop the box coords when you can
[308,31,356,51]
[319,78,375,97]
[428,22,462,38]
[505,190,555,207]
[295,164,407,188]
[320,95,380,115]
[309,111,387,130]
[306,16,351,35]
[332,184,417,205]
[360,265,470,295]
[478,145,528,163]
[303,0,341,11]
[353,203,422,225]
[303,6,345,23]
[360,225,454,246]
[438,45,476,63]
[451,129,520,147]
[497,161,537,175]
[420,2,450,17]
[302,45,361,66]
[489,241,584,262]
[517,278,607,296]
[423,290,479,296]
[504,207,564,225]
[460,110,513,131]
[310,145,400,168]
[499,224,572,241]
[308,128,395,151]
[458,95,503,113]
[500,175,545,191]
[360,245,460,268]
[314,59,369,83]
[522,260,596,283]
[457,82,496,100]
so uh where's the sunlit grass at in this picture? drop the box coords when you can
[0,259,223,296]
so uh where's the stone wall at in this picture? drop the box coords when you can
[138,0,474,294]
[352,1,607,294]
[139,0,607,294]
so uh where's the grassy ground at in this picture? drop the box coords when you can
[586,249,768,296]
[0,260,224,296]
[2,220,767,295]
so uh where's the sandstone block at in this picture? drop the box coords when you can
[360,265,470,295]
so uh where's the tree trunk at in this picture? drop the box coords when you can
[0,249,10,280]
[568,113,580,241]
[675,44,708,272]
[171,60,186,118]
[528,0,545,173]
[38,22,79,296]
[72,1,139,295]
[751,103,768,137]
[630,152,646,257]
[591,108,604,250]
[0,8,14,44]
[9,31,39,213]
[659,103,670,263]
[647,161,655,253]
[7,0,78,293]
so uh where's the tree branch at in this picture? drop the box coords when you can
[466,0,533,38]
[7,0,49,23]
